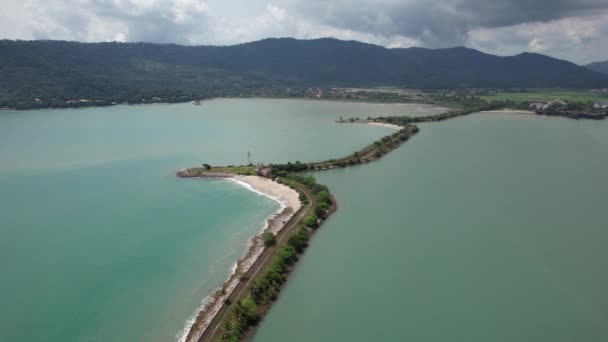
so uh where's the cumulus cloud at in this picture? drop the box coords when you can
[21,0,212,44]
[271,0,608,63]
[0,0,607,64]
[282,0,608,46]
[468,12,608,63]
[211,3,421,49]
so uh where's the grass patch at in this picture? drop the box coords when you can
[207,166,256,175]
[480,90,608,103]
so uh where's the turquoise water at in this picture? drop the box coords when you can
[0,99,437,342]
[254,112,608,341]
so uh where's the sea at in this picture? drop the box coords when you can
[253,111,608,342]
[0,99,432,342]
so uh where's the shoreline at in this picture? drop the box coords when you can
[250,96,451,110]
[480,109,535,114]
[366,121,402,130]
[177,174,301,342]
[3,96,453,112]
[335,120,402,130]
[175,101,604,340]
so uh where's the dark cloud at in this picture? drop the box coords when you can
[283,0,608,47]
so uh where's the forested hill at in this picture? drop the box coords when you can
[2,38,607,109]
[587,61,608,75]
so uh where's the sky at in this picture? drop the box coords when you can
[1,0,607,64]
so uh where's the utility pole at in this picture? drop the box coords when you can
[247,150,252,166]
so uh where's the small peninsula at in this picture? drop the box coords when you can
[177,97,607,342]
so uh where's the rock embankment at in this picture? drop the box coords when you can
[176,169,235,178]
[536,110,608,120]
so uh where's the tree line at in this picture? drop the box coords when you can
[220,174,332,342]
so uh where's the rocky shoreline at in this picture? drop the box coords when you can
[176,169,236,178]
[175,171,301,342]
[536,110,608,120]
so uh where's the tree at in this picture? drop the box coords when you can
[303,214,318,228]
[261,232,277,247]
[315,203,329,218]
[202,163,211,170]
[288,227,310,253]
[316,190,331,205]
[240,297,259,324]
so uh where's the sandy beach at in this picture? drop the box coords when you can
[367,122,402,130]
[180,175,301,342]
[231,175,301,215]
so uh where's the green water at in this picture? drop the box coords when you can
[0,99,439,342]
[254,112,608,342]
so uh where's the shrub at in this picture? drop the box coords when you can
[261,232,277,247]
[240,297,259,324]
[303,214,318,228]
[316,190,331,206]
[315,203,328,218]
[276,245,298,267]
[287,226,310,253]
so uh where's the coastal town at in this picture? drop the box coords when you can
[527,100,608,119]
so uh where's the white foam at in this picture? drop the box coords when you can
[226,178,288,210]
[175,178,289,342]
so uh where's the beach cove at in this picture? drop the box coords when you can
[178,175,302,342]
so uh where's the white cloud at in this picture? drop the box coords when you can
[11,0,213,43]
[528,38,546,52]
[113,32,127,42]
[266,3,286,22]
[468,12,608,63]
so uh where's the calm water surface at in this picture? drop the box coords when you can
[254,112,608,342]
[0,99,437,342]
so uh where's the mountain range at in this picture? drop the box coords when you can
[2,38,608,108]
[587,61,608,75]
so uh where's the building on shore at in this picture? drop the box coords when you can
[593,101,608,109]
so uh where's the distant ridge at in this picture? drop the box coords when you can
[587,60,608,75]
[1,38,607,108]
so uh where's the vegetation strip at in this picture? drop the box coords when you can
[4,39,608,110]
[178,99,606,342]
[217,176,334,342]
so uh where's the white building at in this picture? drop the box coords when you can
[593,102,608,109]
